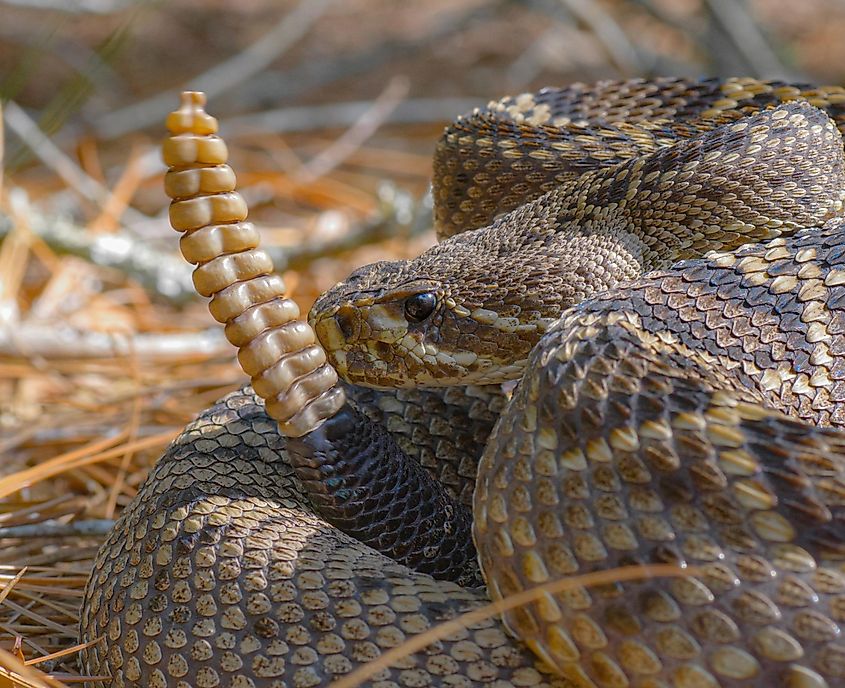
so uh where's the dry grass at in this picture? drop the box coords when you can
[2,0,845,685]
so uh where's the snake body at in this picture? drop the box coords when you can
[81,79,845,688]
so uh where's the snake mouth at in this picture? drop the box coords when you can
[311,300,418,387]
[313,305,359,351]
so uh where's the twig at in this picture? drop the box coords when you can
[25,638,101,667]
[3,103,148,226]
[556,0,644,75]
[221,97,482,137]
[0,203,195,303]
[0,521,114,539]
[627,0,707,38]
[44,676,108,685]
[0,598,73,636]
[702,0,791,78]
[104,345,141,519]
[0,192,31,319]
[94,0,337,140]
[0,496,80,529]
[0,100,4,199]
[275,184,431,271]
[87,143,146,233]
[0,322,229,359]
[0,567,26,605]
[0,646,70,688]
[0,430,178,500]
[0,423,187,456]
[297,76,410,182]
[0,0,137,12]
[0,185,429,301]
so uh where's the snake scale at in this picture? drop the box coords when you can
[80,78,845,688]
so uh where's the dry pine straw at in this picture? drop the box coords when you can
[0,324,245,685]
[0,232,360,684]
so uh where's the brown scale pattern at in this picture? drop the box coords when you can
[314,98,845,391]
[348,385,504,506]
[434,77,845,239]
[475,221,845,687]
[81,80,845,688]
[80,389,574,688]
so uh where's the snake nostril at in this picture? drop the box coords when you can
[335,307,357,340]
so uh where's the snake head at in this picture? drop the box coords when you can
[310,101,845,391]
[309,228,567,389]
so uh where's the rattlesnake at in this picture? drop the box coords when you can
[80,79,845,688]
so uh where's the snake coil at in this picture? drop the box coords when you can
[162,92,345,437]
[81,81,845,688]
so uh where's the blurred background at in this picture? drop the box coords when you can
[0,0,844,684]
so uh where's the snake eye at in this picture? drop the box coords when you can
[404,292,437,323]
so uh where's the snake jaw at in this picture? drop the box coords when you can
[310,272,531,387]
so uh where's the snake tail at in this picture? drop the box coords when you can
[286,407,482,586]
[163,91,345,438]
[164,92,478,584]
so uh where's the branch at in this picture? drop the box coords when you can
[0,322,230,359]
[703,0,793,78]
[0,0,138,12]
[297,76,410,182]
[0,203,195,303]
[0,520,114,538]
[94,0,337,139]
[221,97,482,136]
[3,102,149,226]
[557,0,644,75]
